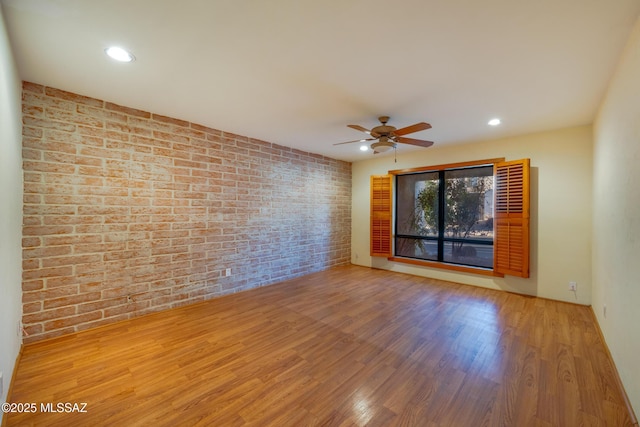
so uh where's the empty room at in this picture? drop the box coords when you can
[1,1,639,426]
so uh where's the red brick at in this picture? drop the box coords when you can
[22,105,44,117]
[42,254,102,268]
[105,102,151,118]
[43,195,103,205]
[23,301,42,314]
[22,237,42,248]
[152,113,189,128]
[44,87,103,107]
[77,104,127,123]
[50,272,104,288]
[20,82,352,343]
[23,160,76,174]
[23,266,73,281]
[23,259,40,270]
[23,194,41,204]
[23,116,76,132]
[43,311,103,331]
[46,107,104,128]
[22,280,44,291]
[43,292,102,309]
[23,306,77,324]
[77,125,129,142]
[153,130,190,144]
[23,126,43,138]
[23,81,44,93]
[23,284,79,303]
[77,297,127,314]
[22,225,73,236]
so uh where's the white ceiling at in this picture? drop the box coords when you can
[2,0,639,162]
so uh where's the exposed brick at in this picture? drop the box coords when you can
[23,284,79,304]
[23,81,45,93]
[23,324,43,338]
[152,113,189,128]
[23,306,77,324]
[43,292,102,310]
[46,107,104,128]
[43,311,103,332]
[22,280,44,292]
[44,87,103,107]
[77,105,127,123]
[21,82,352,342]
[76,297,128,314]
[23,245,72,259]
[23,116,76,132]
[22,266,73,281]
[41,254,102,268]
[105,102,151,118]
[22,160,76,175]
[23,301,42,314]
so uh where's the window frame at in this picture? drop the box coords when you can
[394,164,495,269]
[389,158,505,277]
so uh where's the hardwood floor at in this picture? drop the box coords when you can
[4,265,635,426]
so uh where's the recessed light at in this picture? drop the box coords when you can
[105,46,135,62]
[488,118,501,126]
[360,145,369,151]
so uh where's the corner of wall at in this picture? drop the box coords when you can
[0,6,24,405]
[592,13,640,421]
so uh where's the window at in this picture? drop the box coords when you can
[395,165,494,268]
[369,158,530,278]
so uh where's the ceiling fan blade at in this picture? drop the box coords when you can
[348,124,380,138]
[347,124,371,133]
[333,138,375,146]
[395,136,434,148]
[394,122,432,136]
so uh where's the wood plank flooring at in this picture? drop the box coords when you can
[4,265,635,426]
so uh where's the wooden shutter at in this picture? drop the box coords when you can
[493,159,530,277]
[370,175,393,257]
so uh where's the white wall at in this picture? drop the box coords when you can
[593,15,640,417]
[0,6,23,404]
[352,125,593,305]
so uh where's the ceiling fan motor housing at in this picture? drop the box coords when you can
[371,116,395,137]
[371,125,396,137]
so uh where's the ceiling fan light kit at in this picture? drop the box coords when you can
[335,116,434,155]
[370,138,396,154]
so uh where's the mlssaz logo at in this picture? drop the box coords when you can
[40,402,88,413]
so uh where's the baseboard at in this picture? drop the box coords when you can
[589,307,638,426]
[1,344,24,427]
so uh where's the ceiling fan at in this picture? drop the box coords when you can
[335,116,434,154]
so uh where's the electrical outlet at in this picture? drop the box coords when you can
[603,304,607,318]
[225,268,231,277]
[17,320,22,338]
[569,281,577,291]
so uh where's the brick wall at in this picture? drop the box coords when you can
[21,82,352,343]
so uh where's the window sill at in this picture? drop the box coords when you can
[388,257,504,277]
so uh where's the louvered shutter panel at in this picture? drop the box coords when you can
[493,159,530,277]
[370,175,393,257]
